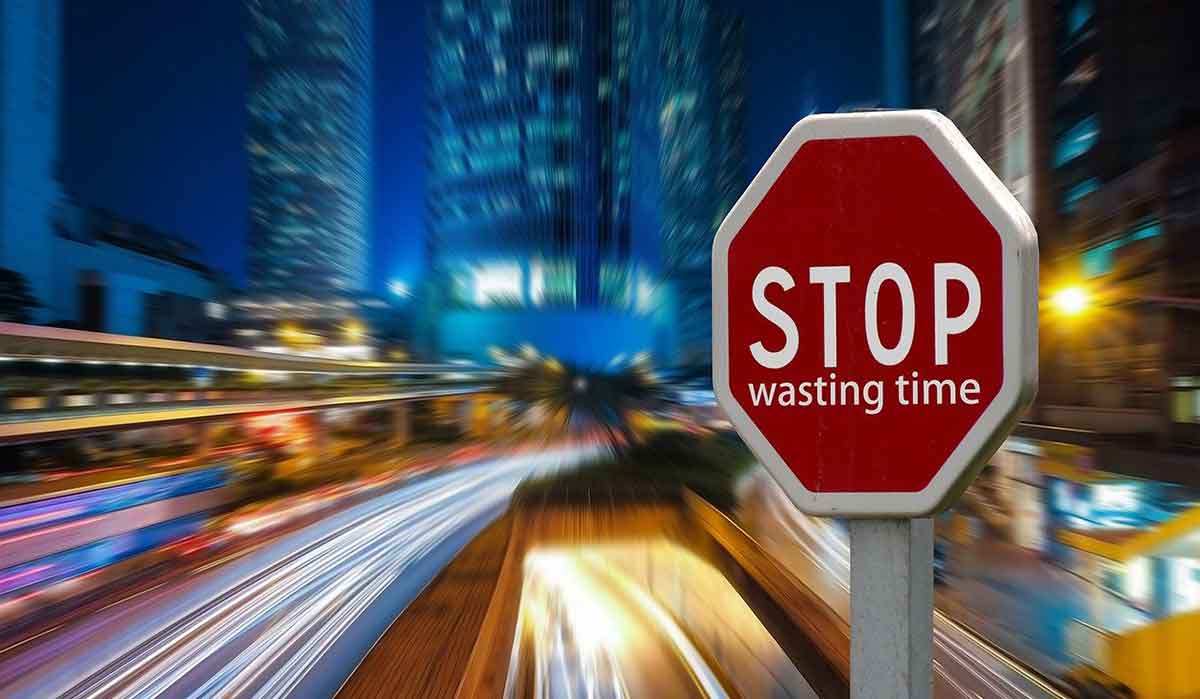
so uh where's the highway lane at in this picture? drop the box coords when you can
[510,543,817,699]
[514,549,700,698]
[737,468,1072,699]
[0,446,599,699]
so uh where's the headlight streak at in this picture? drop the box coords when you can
[13,447,599,699]
[518,551,630,699]
[518,548,738,699]
[575,551,728,699]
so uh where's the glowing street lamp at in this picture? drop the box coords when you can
[1051,286,1089,316]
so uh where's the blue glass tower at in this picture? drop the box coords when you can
[426,0,635,312]
[654,0,747,365]
[246,0,372,296]
[425,0,745,366]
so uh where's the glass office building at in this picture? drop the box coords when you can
[656,0,746,364]
[0,0,61,322]
[426,0,744,366]
[246,0,372,296]
[426,0,635,312]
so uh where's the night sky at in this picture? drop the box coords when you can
[62,1,881,294]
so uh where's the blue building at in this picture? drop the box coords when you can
[0,0,61,322]
[425,0,744,368]
[51,201,219,339]
[246,0,372,296]
[0,1,217,339]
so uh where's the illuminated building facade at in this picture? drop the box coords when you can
[239,0,375,358]
[426,0,635,311]
[655,0,746,365]
[246,0,372,296]
[904,0,1035,212]
[425,0,744,366]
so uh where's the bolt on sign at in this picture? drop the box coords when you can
[713,110,1038,518]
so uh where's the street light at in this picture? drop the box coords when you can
[1051,286,1089,316]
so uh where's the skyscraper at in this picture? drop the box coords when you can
[246,0,372,296]
[426,0,635,312]
[656,0,746,364]
[0,0,61,321]
[904,0,1035,213]
[424,0,745,365]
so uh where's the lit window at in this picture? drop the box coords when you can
[1169,558,1200,615]
[1093,483,1139,513]
[1061,177,1100,213]
[1128,216,1161,242]
[1171,390,1192,423]
[1067,0,1094,36]
[1081,239,1119,277]
[1054,115,1099,167]
[473,262,523,306]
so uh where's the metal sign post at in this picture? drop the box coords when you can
[849,519,933,699]
[712,110,1038,696]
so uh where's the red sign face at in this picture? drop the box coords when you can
[713,112,1037,516]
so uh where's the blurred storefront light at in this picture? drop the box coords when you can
[1094,483,1140,513]
[1125,556,1152,605]
[472,262,523,306]
[1169,557,1200,615]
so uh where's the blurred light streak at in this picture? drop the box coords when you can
[0,447,597,699]
[583,553,728,699]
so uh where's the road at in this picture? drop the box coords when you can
[0,446,596,699]
[514,548,706,698]
[737,468,1073,699]
[509,540,818,699]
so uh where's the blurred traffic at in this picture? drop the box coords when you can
[0,0,1197,697]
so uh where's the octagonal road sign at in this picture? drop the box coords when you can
[712,110,1038,517]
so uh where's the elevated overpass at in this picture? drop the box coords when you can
[0,323,497,444]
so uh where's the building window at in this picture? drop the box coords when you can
[1067,0,1094,37]
[1080,216,1162,277]
[1061,177,1100,213]
[1055,115,1099,167]
[1081,239,1120,277]
[1128,216,1162,242]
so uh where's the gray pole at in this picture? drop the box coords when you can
[849,518,934,699]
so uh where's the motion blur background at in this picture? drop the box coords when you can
[0,1,1197,698]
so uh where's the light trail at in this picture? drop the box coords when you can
[512,542,815,699]
[0,447,598,699]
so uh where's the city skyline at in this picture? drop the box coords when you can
[59,0,882,295]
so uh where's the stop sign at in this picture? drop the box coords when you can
[713,111,1037,517]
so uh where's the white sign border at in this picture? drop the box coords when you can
[712,110,1038,517]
